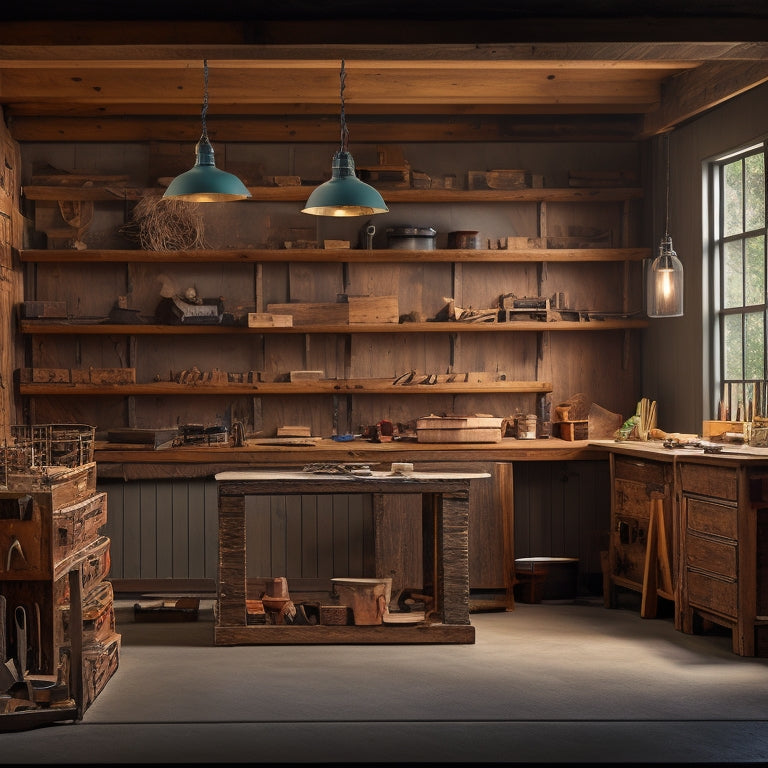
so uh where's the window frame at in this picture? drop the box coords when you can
[709,141,768,422]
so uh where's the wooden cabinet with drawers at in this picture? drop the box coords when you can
[606,452,675,618]
[678,460,768,657]
[603,443,768,657]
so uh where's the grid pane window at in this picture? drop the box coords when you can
[713,144,768,421]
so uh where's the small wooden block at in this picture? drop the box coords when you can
[20,301,68,319]
[356,166,410,188]
[247,313,294,328]
[89,367,136,384]
[289,370,324,381]
[266,175,301,187]
[267,302,348,325]
[467,171,489,189]
[277,425,312,437]
[20,368,70,383]
[346,296,399,324]
[486,169,532,189]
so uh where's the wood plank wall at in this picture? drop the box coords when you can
[0,112,23,441]
[98,459,610,597]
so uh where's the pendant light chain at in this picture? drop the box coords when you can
[339,60,349,153]
[301,58,388,216]
[201,59,209,141]
[162,57,251,201]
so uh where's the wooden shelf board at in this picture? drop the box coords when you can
[19,379,553,396]
[20,320,648,335]
[21,185,643,204]
[20,247,650,263]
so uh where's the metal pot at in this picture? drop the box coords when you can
[386,226,437,250]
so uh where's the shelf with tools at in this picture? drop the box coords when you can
[19,319,646,335]
[17,178,645,441]
[21,184,644,205]
[16,378,553,397]
[20,246,648,265]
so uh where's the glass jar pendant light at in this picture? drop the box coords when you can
[647,132,684,317]
[302,60,389,217]
[163,60,251,203]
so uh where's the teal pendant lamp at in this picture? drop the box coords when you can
[302,61,388,217]
[163,60,251,203]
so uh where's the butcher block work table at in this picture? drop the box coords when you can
[215,470,490,645]
[94,438,603,480]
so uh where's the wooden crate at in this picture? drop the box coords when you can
[82,632,121,708]
[52,492,107,565]
[70,580,116,645]
[416,415,504,443]
[2,463,97,503]
[702,420,751,441]
[0,480,104,582]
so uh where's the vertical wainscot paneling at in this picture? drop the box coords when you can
[101,480,376,587]
[513,460,611,595]
[100,479,219,581]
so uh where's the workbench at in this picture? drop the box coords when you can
[594,440,768,656]
[214,469,490,645]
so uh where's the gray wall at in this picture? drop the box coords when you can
[642,81,768,435]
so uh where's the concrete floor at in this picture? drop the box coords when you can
[3,596,768,765]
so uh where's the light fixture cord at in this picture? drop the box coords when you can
[201,59,209,140]
[339,60,349,152]
[664,132,670,238]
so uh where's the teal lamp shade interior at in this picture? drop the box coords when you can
[302,150,388,217]
[163,135,251,203]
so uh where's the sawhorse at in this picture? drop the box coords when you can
[640,495,674,618]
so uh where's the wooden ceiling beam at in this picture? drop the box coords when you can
[6,115,644,144]
[642,60,768,136]
[0,42,765,64]
[2,16,768,45]
[3,102,651,119]
[0,65,670,108]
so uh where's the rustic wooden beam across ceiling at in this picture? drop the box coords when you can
[1,42,765,63]
[1,13,768,44]
[642,60,768,136]
[6,115,645,144]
